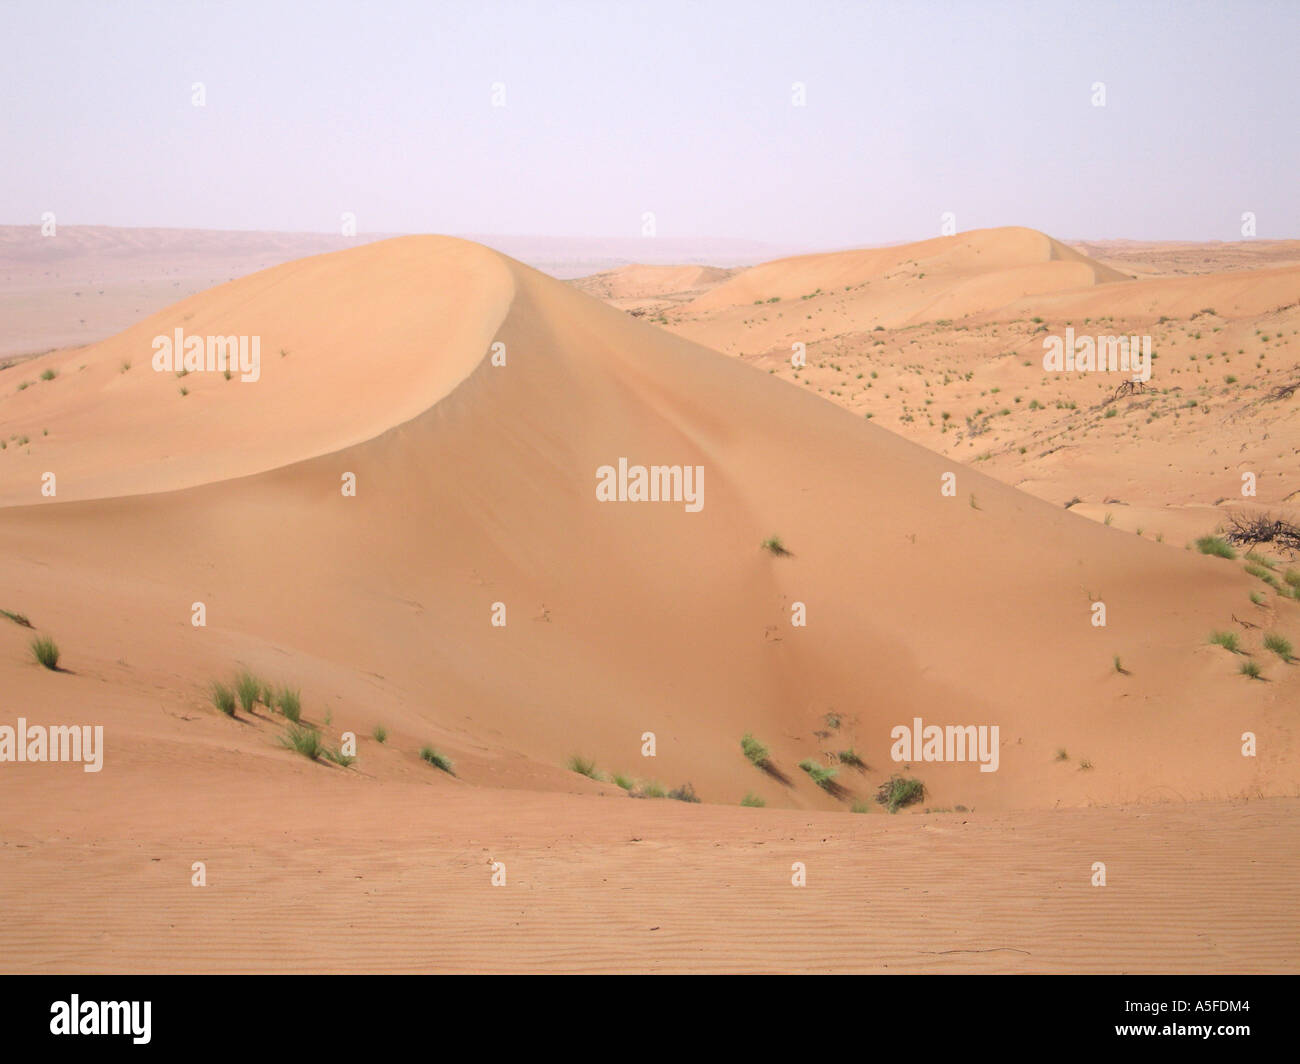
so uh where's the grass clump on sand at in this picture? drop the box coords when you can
[837,748,864,768]
[567,754,602,780]
[1209,630,1241,653]
[740,733,770,768]
[1244,562,1280,587]
[372,724,388,744]
[210,680,236,716]
[760,535,790,556]
[235,670,261,714]
[281,723,324,761]
[1195,535,1236,559]
[275,686,301,723]
[667,782,700,803]
[1239,660,1263,680]
[323,746,355,768]
[611,772,634,791]
[850,801,871,814]
[876,776,924,813]
[420,746,454,774]
[30,635,60,670]
[1,608,32,627]
[1263,633,1293,662]
[798,759,838,790]
[740,793,766,808]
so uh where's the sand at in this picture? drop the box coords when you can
[1,230,1296,973]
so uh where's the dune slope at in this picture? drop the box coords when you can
[1,235,1296,818]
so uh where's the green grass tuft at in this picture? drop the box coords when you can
[420,746,455,774]
[740,793,766,807]
[30,635,60,670]
[234,670,261,714]
[740,733,770,768]
[281,723,324,760]
[372,724,388,744]
[798,759,838,789]
[1195,535,1236,559]
[275,686,301,723]
[567,754,602,780]
[210,680,236,716]
[1,608,32,627]
[876,776,924,813]
[1239,660,1262,680]
[1263,633,1293,661]
[1209,630,1241,653]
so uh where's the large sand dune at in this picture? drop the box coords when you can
[2,234,1295,808]
[2,234,1296,972]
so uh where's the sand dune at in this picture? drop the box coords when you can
[2,234,1295,812]
[2,233,1297,973]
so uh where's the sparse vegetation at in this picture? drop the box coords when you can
[1195,535,1237,559]
[740,733,770,768]
[324,746,355,768]
[1055,748,1069,761]
[30,635,60,670]
[210,680,236,716]
[667,782,700,803]
[420,746,455,774]
[761,535,790,556]
[1239,660,1262,680]
[281,723,325,761]
[372,724,388,743]
[740,793,766,807]
[275,686,301,723]
[837,748,864,768]
[798,759,838,789]
[1263,633,1292,662]
[235,670,261,714]
[1,608,32,628]
[567,754,602,780]
[876,776,924,813]
[1209,630,1241,653]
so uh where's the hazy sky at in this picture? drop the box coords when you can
[3,0,1296,246]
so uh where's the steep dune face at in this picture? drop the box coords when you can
[1,236,1295,815]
